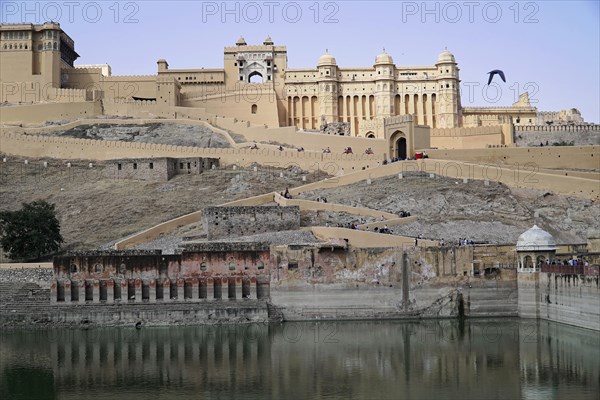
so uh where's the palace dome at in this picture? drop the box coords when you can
[516,225,557,251]
[436,49,456,64]
[318,52,337,66]
[375,51,394,65]
[263,36,273,45]
[236,36,247,46]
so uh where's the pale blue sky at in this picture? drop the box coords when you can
[3,1,599,122]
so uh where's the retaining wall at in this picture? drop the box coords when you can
[538,273,600,331]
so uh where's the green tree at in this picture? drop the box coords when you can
[0,200,64,261]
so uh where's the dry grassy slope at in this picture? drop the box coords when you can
[0,160,316,250]
[298,174,599,244]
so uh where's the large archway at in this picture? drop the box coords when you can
[396,137,407,159]
[388,130,408,160]
[248,71,263,83]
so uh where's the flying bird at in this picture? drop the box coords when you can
[487,70,506,85]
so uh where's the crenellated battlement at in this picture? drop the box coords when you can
[515,124,600,132]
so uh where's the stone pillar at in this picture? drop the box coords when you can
[177,278,185,301]
[134,279,143,303]
[243,276,257,299]
[206,277,214,300]
[119,280,128,302]
[235,276,243,299]
[78,281,86,304]
[92,279,100,303]
[148,279,156,303]
[160,278,171,302]
[106,280,114,303]
[63,280,72,303]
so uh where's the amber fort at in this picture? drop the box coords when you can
[0,22,599,332]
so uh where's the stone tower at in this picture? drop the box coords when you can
[317,51,339,124]
[435,49,461,128]
[373,50,395,118]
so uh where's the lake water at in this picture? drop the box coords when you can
[1,319,598,400]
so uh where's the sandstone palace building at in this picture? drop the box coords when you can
[0,22,589,158]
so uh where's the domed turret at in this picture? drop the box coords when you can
[436,48,456,64]
[318,50,337,66]
[263,36,273,45]
[236,36,247,46]
[517,225,556,251]
[375,50,394,65]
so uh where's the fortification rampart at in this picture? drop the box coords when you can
[514,125,600,147]
[515,124,599,132]
[426,146,599,170]
[0,101,102,125]
[429,124,513,149]
[274,193,398,220]
[0,129,383,174]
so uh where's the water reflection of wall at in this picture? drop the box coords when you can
[0,320,598,399]
[518,321,600,400]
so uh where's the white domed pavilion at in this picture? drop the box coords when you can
[516,225,557,272]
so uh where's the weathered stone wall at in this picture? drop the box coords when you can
[538,273,600,331]
[103,158,172,181]
[514,125,600,147]
[269,244,518,320]
[51,246,272,304]
[202,206,300,240]
[102,157,220,181]
[464,275,518,317]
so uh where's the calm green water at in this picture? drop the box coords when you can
[0,319,598,400]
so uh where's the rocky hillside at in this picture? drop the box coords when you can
[36,122,232,148]
[298,173,599,244]
[0,158,317,254]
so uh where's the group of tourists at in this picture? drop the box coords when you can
[548,258,590,267]
[458,238,474,246]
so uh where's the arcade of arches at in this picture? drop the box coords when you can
[286,93,438,133]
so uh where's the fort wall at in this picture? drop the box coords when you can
[0,101,102,125]
[201,206,301,240]
[426,145,599,171]
[538,272,600,331]
[514,125,600,147]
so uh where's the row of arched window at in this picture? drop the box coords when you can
[2,41,58,50]
[3,43,28,50]
[1,31,29,40]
